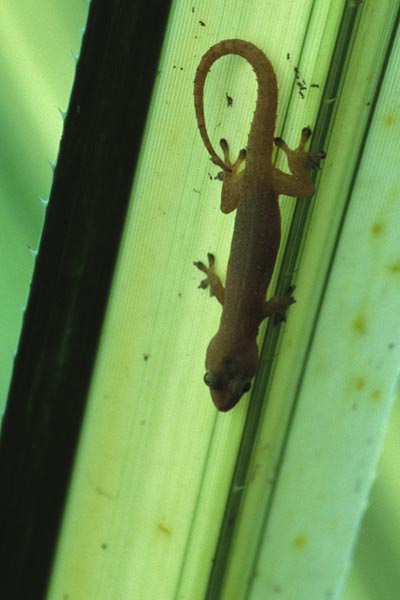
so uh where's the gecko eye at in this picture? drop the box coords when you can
[204,373,211,386]
[204,372,223,389]
[242,381,251,393]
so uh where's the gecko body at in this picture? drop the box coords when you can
[194,40,325,411]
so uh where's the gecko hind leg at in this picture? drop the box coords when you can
[219,138,246,171]
[218,139,246,214]
[273,127,326,197]
[194,252,225,305]
[274,127,326,171]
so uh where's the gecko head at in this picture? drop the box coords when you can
[204,341,259,412]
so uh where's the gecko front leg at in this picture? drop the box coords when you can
[194,252,225,305]
[262,285,296,325]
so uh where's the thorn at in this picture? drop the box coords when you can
[28,245,38,257]
[17,303,26,314]
[71,50,79,64]
[48,159,56,172]
[58,107,67,121]
[39,196,49,208]
[8,344,18,360]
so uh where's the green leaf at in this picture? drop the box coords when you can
[2,1,399,599]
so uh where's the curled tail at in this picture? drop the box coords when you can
[193,39,278,171]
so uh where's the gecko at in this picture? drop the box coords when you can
[193,39,325,412]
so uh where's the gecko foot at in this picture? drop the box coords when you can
[273,285,296,325]
[215,139,246,181]
[219,139,246,172]
[194,252,215,291]
[194,253,225,305]
[274,127,326,172]
[217,139,247,214]
[263,285,296,325]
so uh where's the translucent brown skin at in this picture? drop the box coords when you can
[194,40,325,412]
